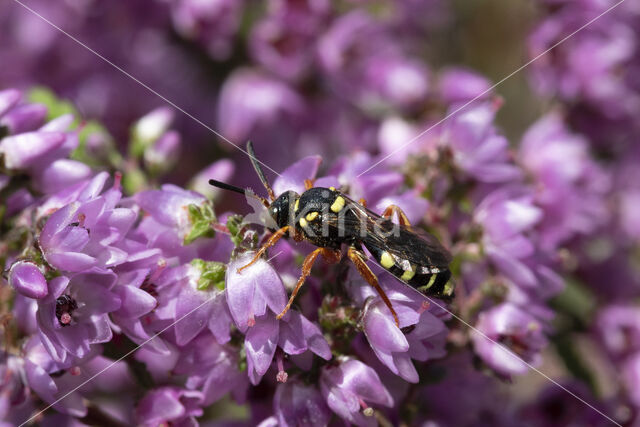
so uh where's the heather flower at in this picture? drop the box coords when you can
[440,101,521,183]
[438,67,493,105]
[474,187,542,289]
[169,0,244,61]
[136,386,204,427]
[0,88,21,117]
[0,354,30,421]
[527,1,640,144]
[189,159,235,200]
[217,69,304,142]
[36,269,121,363]
[273,378,331,427]
[318,12,430,112]
[173,333,248,405]
[0,131,67,171]
[622,353,640,409]
[472,302,547,376]
[8,261,48,299]
[361,297,446,383]
[519,113,609,250]
[319,357,393,426]
[135,184,211,244]
[596,305,640,359]
[23,336,134,419]
[225,254,288,332]
[0,103,47,134]
[249,9,319,81]
[272,154,322,196]
[143,130,182,176]
[168,261,231,346]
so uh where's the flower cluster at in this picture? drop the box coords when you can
[0,0,639,425]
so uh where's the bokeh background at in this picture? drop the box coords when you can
[1,0,640,425]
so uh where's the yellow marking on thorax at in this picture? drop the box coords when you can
[401,265,416,281]
[330,196,345,213]
[294,199,300,212]
[380,251,395,269]
[299,217,308,227]
[306,211,319,221]
[329,186,336,191]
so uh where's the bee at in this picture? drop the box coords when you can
[209,142,453,326]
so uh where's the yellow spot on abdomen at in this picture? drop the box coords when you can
[306,211,319,221]
[380,251,395,269]
[425,274,437,289]
[299,217,308,227]
[330,196,345,213]
[401,265,416,281]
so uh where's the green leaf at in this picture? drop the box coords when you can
[27,87,79,124]
[184,203,216,245]
[226,215,245,247]
[190,259,226,291]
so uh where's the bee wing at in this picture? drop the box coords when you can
[329,195,452,268]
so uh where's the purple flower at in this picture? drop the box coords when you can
[189,159,235,200]
[361,297,447,383]
[441,101,521,183]
[472,303,547,376]
[136,386,204,427]
[0,88,21,118]
[226,254,288,332]
[273,378,331,427]
[36,268,121,363]
[249,2,327,81]
[135,184,209,242]
[622,353,640,408]
[144,130,182,176]
[317,11,429,111]
[23,336,134,419]
[519,113,609,250]
[320,357,393,426]
[173,333,248,405]
[0,131,67,171]
[169,0,244,60]
[438,67,493,105]
[8,261,48,299]
[0,103,47,134]
[474,187,542,289]
[272,155,322,196]
[217,69,304,142]
[597,305,640,359]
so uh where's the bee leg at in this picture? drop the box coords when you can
[382,204,411,226]
[347,246,400,327]
[358,198,367,208]
[237,226,290,273]
[276,247,341,319]
[304,179,315,190]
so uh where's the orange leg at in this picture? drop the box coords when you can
[382,204,411,226]
[276,247,341,319]
[238,226,290,273]
[358,198,367,208]
[347,246,400,327]
[304,179,315,190]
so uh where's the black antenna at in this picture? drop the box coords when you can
[247,141,276,201]
[208,179,270,207]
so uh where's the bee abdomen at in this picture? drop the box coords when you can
[371,248,454,299]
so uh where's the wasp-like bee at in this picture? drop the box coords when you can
[210,142,453,326]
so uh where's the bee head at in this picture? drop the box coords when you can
[268,191,299,229]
